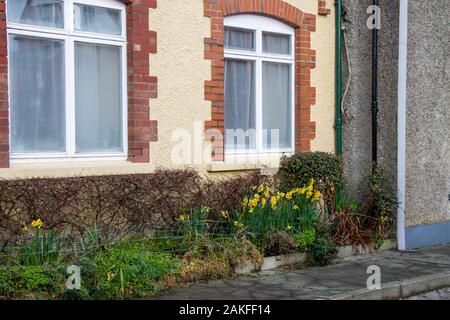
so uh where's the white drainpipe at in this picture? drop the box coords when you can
[397,0,408,250]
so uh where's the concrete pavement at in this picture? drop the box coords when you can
[151,245,450,300]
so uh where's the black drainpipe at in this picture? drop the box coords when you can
[371,0,379,169]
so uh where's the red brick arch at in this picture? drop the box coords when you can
[204,0,317,161]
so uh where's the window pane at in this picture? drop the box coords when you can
[7,0,64,28]
[75,43,122,153]
[262,62,292,149]
[9,35,65,153]
[262,32,291,55]
[225,27,255,51]
[74,3,122,35]
[225,59,256,151]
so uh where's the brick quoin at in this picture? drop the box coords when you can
[0,0,158,168]
[318,1,331,16]
[124,0,158,163]
[204,0,317,161]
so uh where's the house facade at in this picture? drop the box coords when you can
[0,0,448,249]
[0,0,336,178]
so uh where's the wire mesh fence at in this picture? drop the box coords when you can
[0,219,243,264]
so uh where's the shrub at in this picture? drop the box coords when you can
[91,241,182,299]
[331,167,398,246]
[308,237,337,266]
[0,265,64,299]
[330,188,373,246]
[293,227,317,250]
[277,152,343,211]
[360,166,398,239]
[0,169,267,246]
[222,235,264,271]
[266,231,297,256]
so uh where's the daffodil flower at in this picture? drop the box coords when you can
[261,198,267,207]
[221,211,229,219]
[31,219,43,229]
[257,183,264,193]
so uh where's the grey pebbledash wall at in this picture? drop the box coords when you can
[341,0,449,245]
[340,0,399,197]
[404,0,450,228]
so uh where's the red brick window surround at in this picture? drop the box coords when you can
[0,0,158,168]
[125,0,158,163]
[204,0,317,161]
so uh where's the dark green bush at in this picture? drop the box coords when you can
[278,152,343,192]
[360,166,398,239]
[308,237,337,266]
[277,152,343,212]
[293,227,317,250]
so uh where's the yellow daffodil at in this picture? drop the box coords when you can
[180,214,189,222]
[233,221,244,229]
[242,197,249,207]
[285,191,293,200]
[287,225,293,231]
[257,183,264,193]
[261,198,267,207]
[31,219,43,229]
[312,190,321,202]
[270,196,278,209]
[263,186,270,199]
[293,205,299,210]
[275,192,285,202]
[307,179,315,192]
[201,207,211,213]
[249,196,259,208]
[221,211,229,219]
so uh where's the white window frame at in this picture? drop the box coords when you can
[6,0,128,163]
[224,14,295,156]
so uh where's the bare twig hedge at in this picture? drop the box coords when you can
[0,169,267,246]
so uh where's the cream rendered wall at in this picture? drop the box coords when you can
[148,0,212,173]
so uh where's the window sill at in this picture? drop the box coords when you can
[207,152,289,173]
[1,160,154,179]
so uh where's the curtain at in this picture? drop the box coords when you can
[8,0,64,28]
[262,62,292,149]
[263,32,291,55]
[225,28,254,51]
[9,35,65,153]
[75,42,122,153]
[224,59,256,151]
[74,4,121,35]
